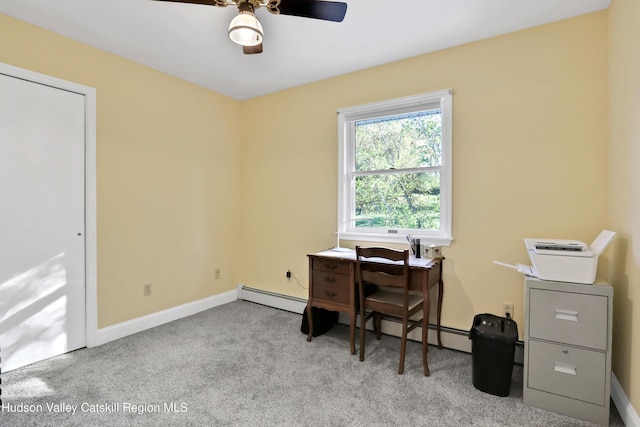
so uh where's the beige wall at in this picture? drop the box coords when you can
[240,12,609,334]
[0,14,243,327]
[608,0,640,411]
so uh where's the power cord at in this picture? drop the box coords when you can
[287,270,307,290]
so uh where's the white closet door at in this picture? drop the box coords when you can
[0,72,86,372]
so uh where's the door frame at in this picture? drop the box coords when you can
[0,61,98,347]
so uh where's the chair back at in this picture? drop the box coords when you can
[356,246,410,297]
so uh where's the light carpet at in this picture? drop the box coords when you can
[0,300,624,426]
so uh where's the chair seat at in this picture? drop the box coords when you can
[366,290,424,311]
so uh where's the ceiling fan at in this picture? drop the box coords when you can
[153,0,348,54]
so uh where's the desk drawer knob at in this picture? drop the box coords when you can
[323,276,337,283]
[324,290,338,297]
[324,263,338,270]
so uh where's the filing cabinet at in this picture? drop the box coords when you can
[523,277,613,426]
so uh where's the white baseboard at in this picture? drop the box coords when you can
[91,289,237,346]
[611,372,640,427]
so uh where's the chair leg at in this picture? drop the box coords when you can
[398,318,408,374]
[374,313,382,340]
[359,310,366,362]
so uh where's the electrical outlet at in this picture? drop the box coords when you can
[143,283,152,297]
[215,268,221,280]
[286,270,291,279]
[502,302,514,319]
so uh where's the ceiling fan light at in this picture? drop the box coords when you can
[228,11,263,47]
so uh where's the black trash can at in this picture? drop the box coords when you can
[469,313,518,397]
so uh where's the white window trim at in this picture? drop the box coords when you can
[337,89,453,246]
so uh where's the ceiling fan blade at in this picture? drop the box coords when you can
[243,44,263,54]
[152,0,228,6]
[269,0,347,22]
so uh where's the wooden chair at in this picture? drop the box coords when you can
[356,246,429,375]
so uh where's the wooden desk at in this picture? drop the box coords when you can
[306,249,444,355]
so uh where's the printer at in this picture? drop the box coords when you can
[496,230,616,284]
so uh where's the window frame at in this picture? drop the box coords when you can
[337,89,453,246]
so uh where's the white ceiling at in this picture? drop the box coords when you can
[1,0,610,100]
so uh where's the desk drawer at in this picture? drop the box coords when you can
[425,260,441,289]
[312,258,351,275]
[529,288,608,350]
[527,340,606,405]
[312,271,350,305]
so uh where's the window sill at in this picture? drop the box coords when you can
[339,231,453,247]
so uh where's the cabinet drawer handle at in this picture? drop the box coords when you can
[554,361,577,376]
[555,309,579,322]
[324,263,338,270]
[324,290,338,297]
[323,276,337,283]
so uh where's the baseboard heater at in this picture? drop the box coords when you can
[237,284,307,314]
[236,284,523,362]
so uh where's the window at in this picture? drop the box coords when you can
[337,89,452,245]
